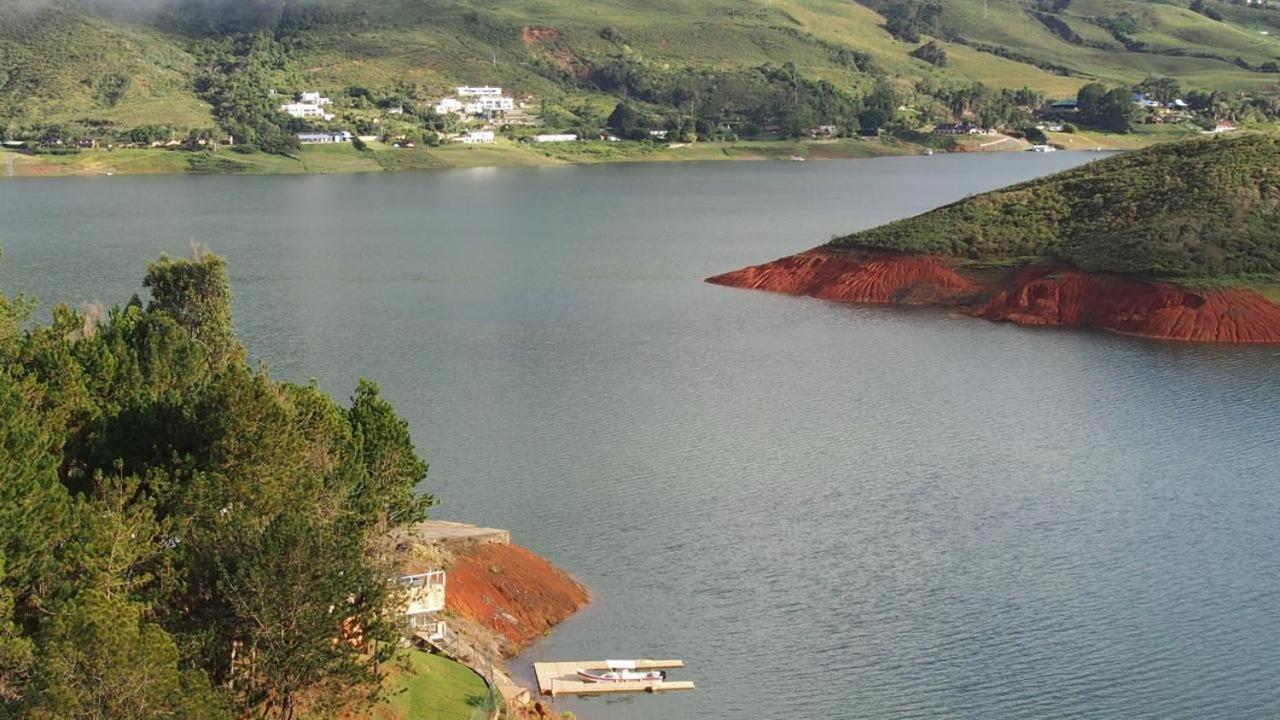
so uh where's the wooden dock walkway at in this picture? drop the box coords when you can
[533,659,694,696]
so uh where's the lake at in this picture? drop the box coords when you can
[3,154,1279,720]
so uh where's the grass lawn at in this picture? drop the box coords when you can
[5,148,191,176]
[1047,125,1205,151]
[377,650,490,720]
[1255,285,1280,304]
[297,144,383,174]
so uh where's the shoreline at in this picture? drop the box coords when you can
[707,247,1280,344]
[394,521,589,712]
[0,129,1179,179]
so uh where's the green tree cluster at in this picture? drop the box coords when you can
[0,247,433,719]
[587,61,865,138]
[1076,82,1140,132]
[881,0,943,42]
[831,134,1280,278]
[910,41,948,67]
[194,33,301,154]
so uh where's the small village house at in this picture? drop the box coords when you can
[459,131,495,144]
[931,122,995,137]
[435,86,516,118]
[280,91,335,121]
[400,564,447,641]
[456,86,503,97]
[297,131,352,144]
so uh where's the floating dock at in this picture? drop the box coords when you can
[533,659,694,696]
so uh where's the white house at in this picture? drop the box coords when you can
[534,133,578,143]
[474,96,515,112]
[459,131,494,144]
[400,568,446,639]
[280,102,335,121]
[434,98,465,115]
[456,86,503,97]
[299,91,332,106]
[931,122,994,137]
[436,95,514,116]
[296,131,352,144]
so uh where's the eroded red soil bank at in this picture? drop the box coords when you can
[707,247,1280,343]
[445,542,589,654]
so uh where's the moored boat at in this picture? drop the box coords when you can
[576,661,667,683]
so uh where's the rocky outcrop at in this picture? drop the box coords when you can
[706,247,980,305]
[445,542,589,655]
[707,247,1280,343]
[975,266,1280,343]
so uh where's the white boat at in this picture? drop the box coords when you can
[576,660,666,683]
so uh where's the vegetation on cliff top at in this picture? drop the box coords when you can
[0,246,433,719]
[831,134,1280,279]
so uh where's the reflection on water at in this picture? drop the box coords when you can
[3,154,1279,720]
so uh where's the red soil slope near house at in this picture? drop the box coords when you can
[707,247,1280,343]
[445,542,589,654]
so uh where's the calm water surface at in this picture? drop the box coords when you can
[3,154,1279,720]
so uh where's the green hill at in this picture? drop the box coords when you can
[4,0,1280,146]
[831,134,1280,279]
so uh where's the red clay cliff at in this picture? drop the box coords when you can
[445,542,589,654]
[707,247,1280,343]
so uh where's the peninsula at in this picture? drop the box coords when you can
[709,134,1280,343]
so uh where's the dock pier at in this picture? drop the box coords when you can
[533,659,694,696]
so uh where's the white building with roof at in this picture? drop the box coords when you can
[280,100,335,121]
[400,567,447,640]
[299,91,332,106]
[475,96,515,112]
[296,131,351,144]
[459,131,495,144]
[456,86,503,97]
[434,98,465,115]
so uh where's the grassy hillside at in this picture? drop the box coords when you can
[0,7,212,126]
[4,0,1280,139]
[831,134,1280,279]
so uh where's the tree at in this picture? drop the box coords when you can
[883,0,943,42]
[1076,83,1138,133]
[0,371,76,626]
[1076,82,1108,118]
[23,591,228,720]
[1135,75,1182,104]
[348,380,434,525]
[0,553,33,707]
[216,510,391,720]
[606,102,650,140]
[1021,126,1049,144]
[1098,87,1141,133]
[1,245,433,719]
[910,41,948,67]
[859,81,899,132]
[143,246,239,368]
